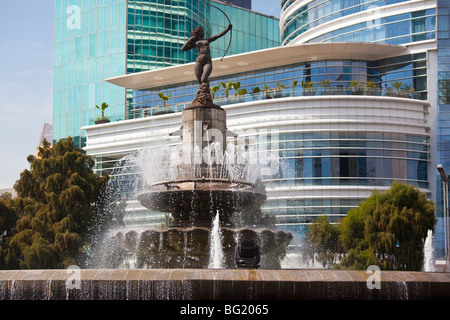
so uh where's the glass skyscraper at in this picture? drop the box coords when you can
[437,0,450,259]
[215,0,251,10]
[53,0,128,148]
[53,0,279,148]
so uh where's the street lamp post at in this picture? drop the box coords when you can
[437,164,449,261]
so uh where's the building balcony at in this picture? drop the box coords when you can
[115,85,421,123]
[91,86,421,125]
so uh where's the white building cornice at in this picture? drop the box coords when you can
[105,42,407,91]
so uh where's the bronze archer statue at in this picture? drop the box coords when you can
[182,24,232,85]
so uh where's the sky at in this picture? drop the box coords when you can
[0,0,280,189]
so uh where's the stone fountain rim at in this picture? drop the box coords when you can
[115,226,292,235]
[146,177,258,189]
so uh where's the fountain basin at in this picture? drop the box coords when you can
[137,178,267,227]
[113,227,292,269]
[1,269,449,300]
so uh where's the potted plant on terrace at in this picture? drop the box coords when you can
[95,102,110,124]
[154,92,173,115]
[291,80,298,97]
[348,81,363,95]
[221,82,234,99]
[401,84,416,99]
[251,86,261,100]
[210,84,221,100]
[263,84,274,99]
[365,80,379,96]
[386,81,405,97]
[232,81,242,97]
[274,82,287,98]
[301,80,316,96]
[318,79,332,95]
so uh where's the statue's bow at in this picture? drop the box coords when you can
[211,4,232,61]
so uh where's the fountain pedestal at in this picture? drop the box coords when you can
[112,74,293,269]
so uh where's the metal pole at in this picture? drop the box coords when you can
[443,179,446,260]
[446,179,449,260]
[443,179,447,260]
[438,164,449,261]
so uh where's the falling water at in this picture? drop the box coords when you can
[128,143,265,186]
[424,229,437,272]
[85,131,282,269]
[208,211,224,269]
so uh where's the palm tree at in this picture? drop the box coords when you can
[365,80,379,96]
[402,84,415,98]
[210,85,221,100]
[158,92,172,109]
[221,82,233,99]
[317,79,331,95]
[301,80,314,88]
[301,80,315,96]
[238,88,247,95]
[275,82,287,97]
[319,79,331,90]
[96,102,109,119]
[251,86,261,94]
[95,102,110,123]
[391,81,403,96]
[263,84,273,99]
[251,87,261,100]
[233,81,241,96]
[348,81,361,95]
[291,80,298,97]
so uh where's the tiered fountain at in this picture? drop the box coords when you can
[110,24,292,269]
[111,77,292,270]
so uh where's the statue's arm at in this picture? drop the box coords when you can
[207,24,232,43]
[182,37,196,51]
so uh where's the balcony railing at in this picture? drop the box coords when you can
[89,86,421,125]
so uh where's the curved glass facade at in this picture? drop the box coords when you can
[269,131,428,189]
[262,130,428,237]
[281,0,435,45]
[125,53,427,120]
[306,9,436,44]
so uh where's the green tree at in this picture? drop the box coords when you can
[220,82,234,98]
[304,215,342,268]
[304,182,436,271]
[232,81,241,96]
[0,197,19,269]
[363,182,435,270]
[391,81,403,94]
[339,182,436,270]
[8,138,109,269]
[291,80,298,96]
[210,84,221,100]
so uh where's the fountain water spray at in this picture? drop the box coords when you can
[208,210,224,269]
[424,229,436,272]
[86,31,292,269]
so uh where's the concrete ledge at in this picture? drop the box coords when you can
[0,269,449,300]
